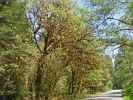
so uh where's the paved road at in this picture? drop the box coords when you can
[83,90,123,100]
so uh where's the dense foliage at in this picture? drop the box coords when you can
[0,0,133,100]
[114,46,133,100]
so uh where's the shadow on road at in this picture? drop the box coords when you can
[83,90,123,100]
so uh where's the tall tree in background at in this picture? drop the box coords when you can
[84,0,133,99]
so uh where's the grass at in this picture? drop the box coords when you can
[124,96,130,100]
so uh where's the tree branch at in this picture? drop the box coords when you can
[107,17,132,25]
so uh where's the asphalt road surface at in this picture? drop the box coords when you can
[83,90,123,100]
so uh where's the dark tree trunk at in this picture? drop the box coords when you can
[68,69,76,98]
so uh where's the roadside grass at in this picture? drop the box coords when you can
[124,96,130,100]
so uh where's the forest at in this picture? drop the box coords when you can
[0,0,133,100]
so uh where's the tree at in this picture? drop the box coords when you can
[25,0,101,99]
[84,1,133,99]
[114,46,133,99]
[0,0,38,99]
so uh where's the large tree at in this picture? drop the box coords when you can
[30,0,101,99]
